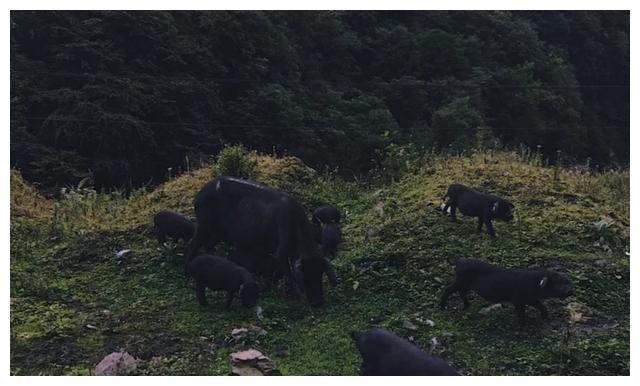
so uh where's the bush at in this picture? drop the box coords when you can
[213,145,258,180]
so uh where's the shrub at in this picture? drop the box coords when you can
[212,145,258,180]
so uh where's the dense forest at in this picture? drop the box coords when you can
[10,11,629,194]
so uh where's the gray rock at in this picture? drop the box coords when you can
[230,349,280,376]
[479,303,502,315]
[402,320,419,330]
[95,351,137,376]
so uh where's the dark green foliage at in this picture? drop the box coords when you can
[212,145,258,179]
[10,11,629,194]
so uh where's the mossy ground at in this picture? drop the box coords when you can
[10,151,629,375]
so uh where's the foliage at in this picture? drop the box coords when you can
[10,169,54,220]
[212,145,258,180]
[10,11,629,194]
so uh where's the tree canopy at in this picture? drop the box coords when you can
[10,11,629,194]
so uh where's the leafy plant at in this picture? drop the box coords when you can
[212,145,258,180]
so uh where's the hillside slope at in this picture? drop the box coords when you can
[10,151,629,375]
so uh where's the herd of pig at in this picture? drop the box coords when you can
[152,176,574,375]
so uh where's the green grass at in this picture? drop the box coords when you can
[10,150,629,375]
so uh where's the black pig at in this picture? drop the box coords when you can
[442,184,514,238]
[229,248,282,281]
[321,222,342,258]
[312,221,323,244]
[186,254,259,309]
[440,258,573,324]
[351,328,459,376]
[153,210,195,243]
[188,176,336,307]
[312,205,341,224]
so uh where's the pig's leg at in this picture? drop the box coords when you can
[459,290,471,309]
[450,204,458,222]
[485,219,496,238]
[157,229,166,244]
[186,225,206,274]
[275,221,297,297]
[476,217,484,233]
[530,300,548,319]
[442,200,451,216]
[196,281,207,306]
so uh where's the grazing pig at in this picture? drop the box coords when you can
[189,176,337,307]
[186,254,259,309]
[351,328,459,376]
[229,248,282,281]
[321,223,342,258]
[442,184,514,238]
[439,258,573,324]
[312,221,323,244]
[312,205,341,225]
[153,210,195,243]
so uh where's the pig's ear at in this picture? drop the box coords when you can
[539,276,548,288]
[492,202,499,213]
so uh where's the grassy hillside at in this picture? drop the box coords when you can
[10,150,630,375]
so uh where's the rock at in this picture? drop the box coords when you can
[231,349,264,362]
[566,302,592,324]
[255,306,264,320]
[85,324,99,330]
[402,320,419,330]
[248,325,267,337]
[229,326,267,344]
[594,259,608,267]
[232,364,264,376]
[479,303,502,315]
[364,228,375,242]
[116,249,131,259]
[95,351,138,375]
[230,349,280,376]
[593,217,615,230]
[231,328,249,342]
[571,321,619,336]
[430,337,439,352]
